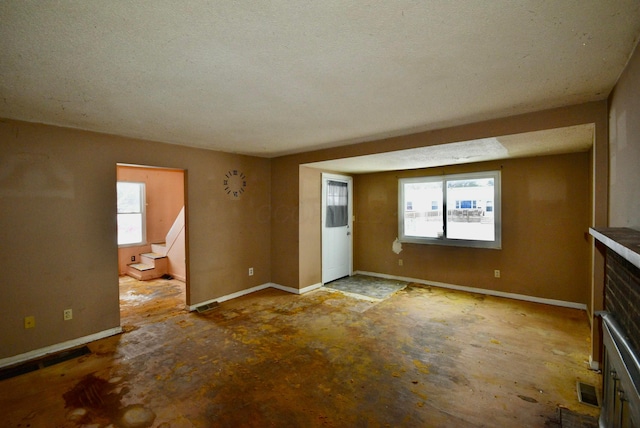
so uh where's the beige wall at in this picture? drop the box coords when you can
[1,100,614,362]
[116,165,185,275]
[609,41,640,229]
[590,39,640,363]
[299,166,322,288]
[0,119,271,359]
[272,102,607,293]
[270,156,300,289]
[355,153,591,303]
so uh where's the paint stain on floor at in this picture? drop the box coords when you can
[0,275,601,427]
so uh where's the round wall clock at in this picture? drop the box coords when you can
[223,170,247,199]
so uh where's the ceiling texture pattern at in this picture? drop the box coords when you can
[1,1,640,159]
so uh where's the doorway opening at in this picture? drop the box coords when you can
[116,163,188,320]
[321,173,353,284]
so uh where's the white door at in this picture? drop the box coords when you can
[322,173,353,284]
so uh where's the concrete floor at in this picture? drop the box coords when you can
[1,275,601,427]
[325,275,408,300]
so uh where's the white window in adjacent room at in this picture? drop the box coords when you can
[398,171,501,249]
[117,181,146,246]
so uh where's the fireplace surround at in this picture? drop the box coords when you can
[590,227,640,427]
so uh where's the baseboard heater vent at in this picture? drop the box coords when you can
[576,381,599,407]
[196,302,219,313]
[598,312,640,427]
[0,345,91,381]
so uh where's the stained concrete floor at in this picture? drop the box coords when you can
[0,275,601,427]
[325,275,408,300]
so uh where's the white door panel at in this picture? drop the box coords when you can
[322,174,352,284]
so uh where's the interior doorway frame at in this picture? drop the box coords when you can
[116,163,189,309]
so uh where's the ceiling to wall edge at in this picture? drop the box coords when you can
[303,124,595,175]
[3,117,593,175]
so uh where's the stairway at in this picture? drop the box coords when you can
[124,206,185,281]
[126,250,168,280]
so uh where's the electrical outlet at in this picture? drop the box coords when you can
[494,270,501,278]
[24,316,35,329]
[249,267,254,276]
[63,309,73,320]
[131,255,136,262]
[398,259,403,266]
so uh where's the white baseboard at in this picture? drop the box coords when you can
[355,270,588,310]
[271,282,323,295]
[189,283,272,311]
[0,327,123,369]
[5,281,320,367]
[189,281,323,311]
[2,274,588,369]
[300,282,323,294]
[589,355,600,371]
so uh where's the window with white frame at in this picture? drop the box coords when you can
[117,181,146,246]
[398,171,501,249]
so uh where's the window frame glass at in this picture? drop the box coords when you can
[398,170,501,249]
[117,181,146,247]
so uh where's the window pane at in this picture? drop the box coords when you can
[117,182,142,214]
[326,180,348,227]
[399,171,500,249]
[403,181,443,238]
[446,178,495,241]
[117,182,145,246]
[117,213,143,245]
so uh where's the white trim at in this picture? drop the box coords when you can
[271,282,323,295]
[589,227,640,270]
[355,270,588,310]
[322,173,354,283]
[4,281,323,368]
[589,355,601,371]
[0,327,122,369]
[188,282,324,311]
[300,282,323,294]
[188,283,271,311]
[398,170,502,249]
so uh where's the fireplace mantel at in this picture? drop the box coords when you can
[589,227,640,270]
[590,227,640,427]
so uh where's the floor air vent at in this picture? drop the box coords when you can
[576,381,599,407]
[196,302,219,313]
[0,345,91,381]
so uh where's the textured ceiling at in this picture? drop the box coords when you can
[306,124,594,174]
[1,1,640,158]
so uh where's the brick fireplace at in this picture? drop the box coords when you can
[590,227,640,427]
[605,250,640,353]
